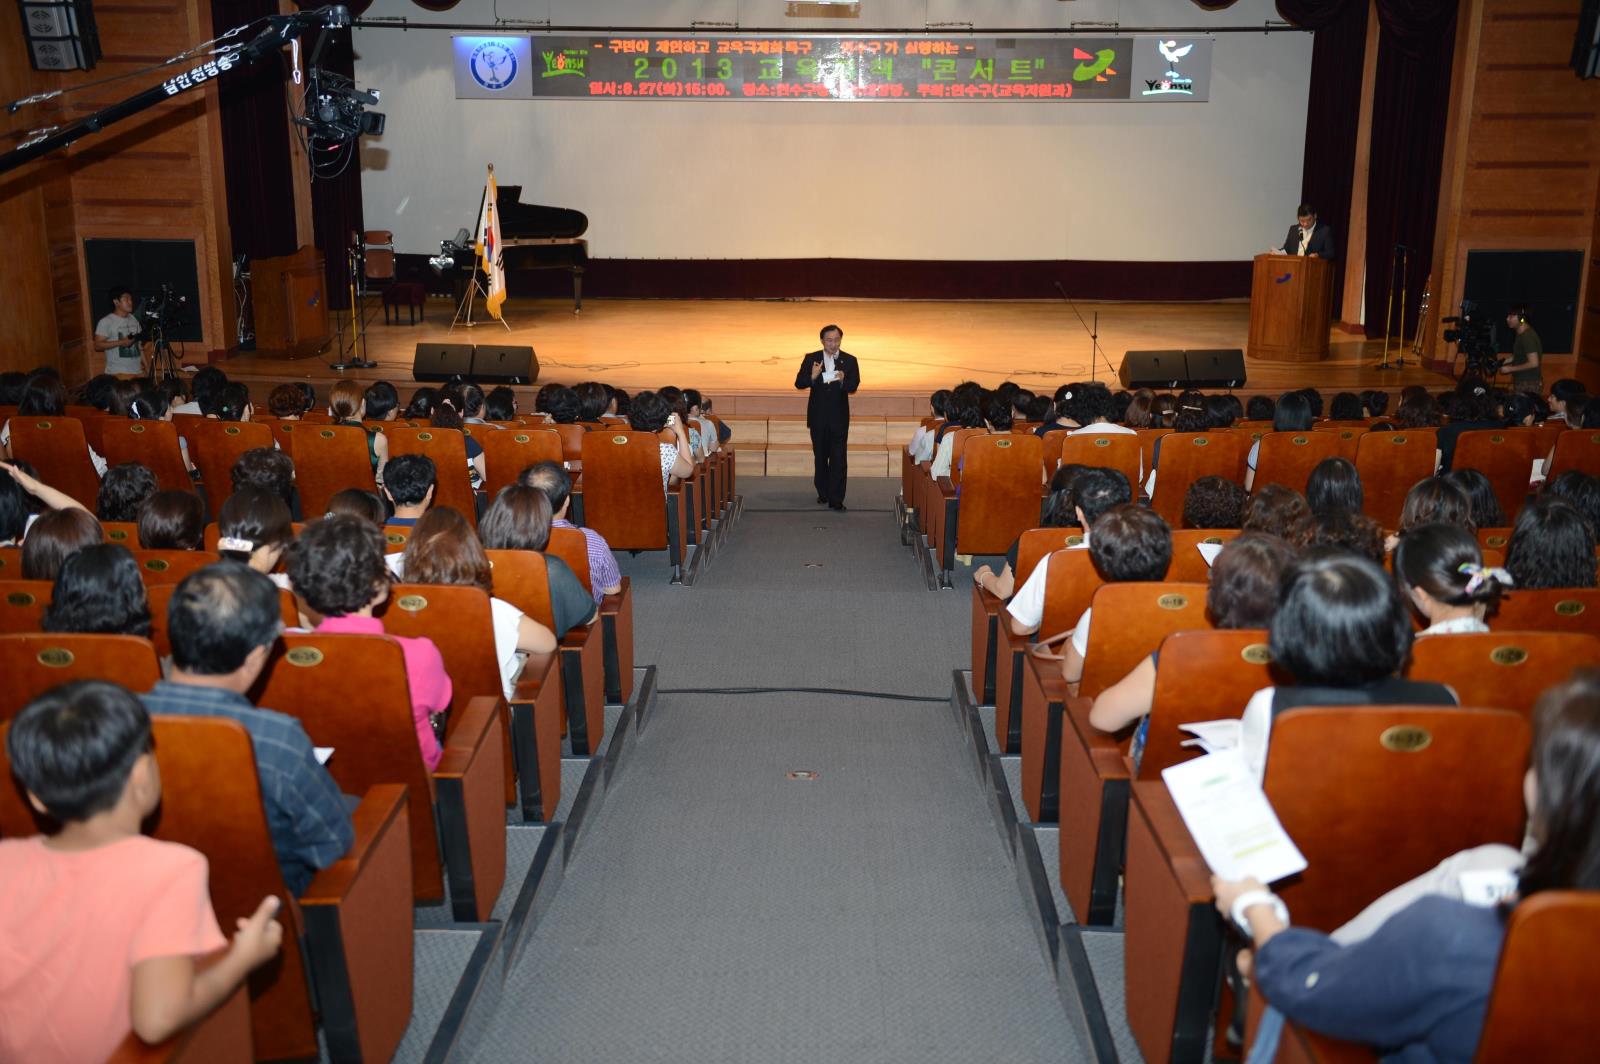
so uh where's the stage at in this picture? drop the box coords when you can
[218,296,1478,477]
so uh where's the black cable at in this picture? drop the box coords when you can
[657,684,948,704]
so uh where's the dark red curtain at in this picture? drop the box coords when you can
[305,28,364,312]
[1364,0,1459,339]
[213,0,298,264]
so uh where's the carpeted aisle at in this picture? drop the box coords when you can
[467,478,1086,1063]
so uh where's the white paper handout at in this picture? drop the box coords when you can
[1162,748,1307,884]
[314,747,335,765]
[1178,718,1242,754]
[1196,541,1224,568]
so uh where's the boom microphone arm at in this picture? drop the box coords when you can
[0,5,350,177]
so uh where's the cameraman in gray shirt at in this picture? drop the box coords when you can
[93,286,146,377]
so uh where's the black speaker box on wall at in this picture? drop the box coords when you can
[1119,350,1187,389]
[412,343,474,382]
[471,344,538,384]
[1184,349,1247,388]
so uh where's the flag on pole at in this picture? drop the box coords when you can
[477,164,506,320]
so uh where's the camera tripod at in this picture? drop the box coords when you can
[145,332,184,383]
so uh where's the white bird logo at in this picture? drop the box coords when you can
[1158,39,1193,78]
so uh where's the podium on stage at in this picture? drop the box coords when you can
[253,246,329,359]
[1247,253,1333,362]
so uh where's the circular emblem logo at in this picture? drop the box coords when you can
[1490,646,1528,666]
[1556,599,1586,616]
[1093,437,1110,448]
[108,529,128,541]
[514,434,531,443]
[226,426,241,436]
[1486,535,1507,548]
[1380,725,1432,753]
[397,594,428,612]
[319,429,335,439]
[38,647,74,667]
[470,40,520,91]
[418,432,433,441]
[386,532,406,545]
[282,424,295,433]
[1157,593,1188,610]
[1392,435,1407,444]
[612,436,628,444]
[1241,643,1270,665]
[995,439,1012,449]
[130,423,146,434]
[6,591,35,607]
[1292,435,1309,445]
[286,646,324,667]
[1193,437,1209,447]
[144,559,170,572]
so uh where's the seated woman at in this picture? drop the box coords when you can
[1384,476,1476,553]
[1395,522,1509,636]
[428,400,486,491]
[478,485,599,638]
[267,383,306,421]
[285,515,450,771]
[1,370,107,475]
[627,391,694,490]
[216,486,295,587]
[973,463,1087,601]
[1305,458,1362,520]
[1089,533,1294,766]
[96,462,159,523]
[128,385,195,470]
[325,488,387,526]
[1144,404,1214,496]
[403,386,438,421]
[1213,668,1600,1061]
[1243,390,1316,491]
[21,507,104,581]
[929,393,986,478]
[1229,554,1457,781]
[136,490,205,551]
[1288,506,1386,565]
[1506,496,1597,590]
[1241,484,1310,539]
[214,382,254,423]
[3,460,91,550]
[40,543,152,638]
[1005,467,1132,634]
[397,507,557,701]
[328,379,388,479]
[1183,476,1249,530]
[907,389,951,462]
[1541,470,1600,538]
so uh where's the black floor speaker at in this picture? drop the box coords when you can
[412,343,474,383]
[471,344,538,385]
[1119,348,1247,389]
[1119,350,1187,389]
[1184,349,1247,388]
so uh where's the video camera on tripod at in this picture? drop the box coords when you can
[1441,300,1504,378]
[137,283,188,382]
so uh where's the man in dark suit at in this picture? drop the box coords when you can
[794,323,860,510]
[1280,203,1337,260]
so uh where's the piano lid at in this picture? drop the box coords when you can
[495,185,588,240]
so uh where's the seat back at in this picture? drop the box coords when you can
[1355,429,1439,529]
[1036,429,1069,473]
[0,547,19,577]
[1452,429,1538,519]
[379,584,504,708]
[1233,419,1273,443]
[1149,432,1247,527]
[1264,706,1530,931]
[385,427,477,528]
[483,550,559,630]
[1489,588,1600,635]
[147,583,297,659]
[1546,429,1600,480]
[253,632,444,901]
[183,420,274,516]
[1252,431,1343,495]
[1015,527,1085,588]
[1477,526,1513,552]
[1076,582,1212,701]
[1138,628,1276,776]
[472,425,562,497]
[7,416,99,508]
[1061,433,1141,489]
[257,417,303,456]
[132,549,221,586]
[0,579,52,634]
[290,425,377,517]
[0,716,320,1061]
[1039,547,1105,636]
[946,428,987,486]
[382,524,412,553]
[546,526,593,593]
[100,520,139,547]
[553,423,587,463]
[580,430,668,550]
[1472,891,1600,1060]
[1407,631,1600,716]
[1166,529,1241,582]
[0,633,162,721]
[957,435,1045,556]
[1133,428,1172,482]
[96,420,191,493]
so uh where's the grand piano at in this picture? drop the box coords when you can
[495,186,588,312]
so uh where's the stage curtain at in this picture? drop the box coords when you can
[1363,0,1458,339]
[213,0,298,265]
[302,25,365,312]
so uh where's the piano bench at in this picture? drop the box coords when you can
[382,282,426,325]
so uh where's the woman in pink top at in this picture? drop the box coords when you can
[0,681,282,1062]
[286,514,451,770]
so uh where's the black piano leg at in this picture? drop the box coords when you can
[573,268,584,315]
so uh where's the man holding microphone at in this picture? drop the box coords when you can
[794,324,860,510]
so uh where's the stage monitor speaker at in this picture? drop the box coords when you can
[1120,350,1187,389]
[471,344,538,385]
[1184,349,1247,389]
[413,343,474,382]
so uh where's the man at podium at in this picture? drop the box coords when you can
[1279,204,1337,260]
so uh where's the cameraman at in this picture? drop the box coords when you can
[1503,306,1543,394]
[93,286,145,377]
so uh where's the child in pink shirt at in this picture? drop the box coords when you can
[0,681,282,1063]
[287,514,451,770]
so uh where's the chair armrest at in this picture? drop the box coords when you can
[600,577,635,705]
[1066,696,1132,780]
[1280,1020,1379,1064]
[1130,780,1213,899]
[937,476,956,496]
[434,696,509,921]
[511,651,563,821]
[107,982,253,1064]
[298,784,414,1064]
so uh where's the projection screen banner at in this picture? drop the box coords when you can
[452,35,1213,102]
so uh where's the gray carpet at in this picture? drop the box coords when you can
[393,929,485,1064]
[467,477,1088,1063]
[1080,930,1145,1064]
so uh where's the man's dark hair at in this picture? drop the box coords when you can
[1272,390,1315,432]
[1072,466,1133,526]
[191,366,228,416]
[820,324,843,341]
[518,460,571,514]
[7,680,151,822]
[485,386,517,422]
[96,462,159,522]
[18,370,65,417]
[1329,392,1363,420]
[546,386,581,424]
[573,381,609,422]
[231,447,295,507]
[682,388,705,412]
[534,382,562,414]
[42,543,152,639]
[1245,395,1275,420]
[1271,554,1412,687]
[1296,203,1316,217]
[1089,504,1172,582]
[628,390,671,433]
[364,381,399,421]
[285,515,388,617]
[458,382,487,418]
[1182,476,1248,529]
[383,454,436,508]
[167,562,283,674]
[983,397,1014,432]
[108,285,133,306]
[1359,389,1389,417]
[1551,378,1586,405]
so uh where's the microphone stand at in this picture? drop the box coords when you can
[1054,281,1119,384]
[1377,244,1409,371]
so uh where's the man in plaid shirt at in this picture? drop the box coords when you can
[520,461,622,604]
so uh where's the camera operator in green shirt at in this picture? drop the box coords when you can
[1503,306,1543,394]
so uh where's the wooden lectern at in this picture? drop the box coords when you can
[253,246,329,359]
[1247,253,1333,362]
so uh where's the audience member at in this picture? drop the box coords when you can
[1287,505,1385,565]
[41,543,152,638]
[329,379,388,476]
[267,383,306,420]
[628,390,694,488]
[485,386,518,423]
[1241,484,1311,539]
[973,464,1088,601]
[456,383,498,428]
[519,460,623,601]
[1123,388,1157,428]
[2,370,108,475]
[1506,496,1598,590]
[404,386,438,421]
[1442,468,1507,529]
[0,680,282,1061]
[1245,390,1315,489]
[1394,522,1507,636]
[231,446,297,518]
[175,366,225,415]
[325,488,387,526]
[909,389,951,462]
[478,485,600,636]
[1359,389,1389,418]
[1437,384,1505,470]
[427,402,487,490]
[217,487,294,583]
[1548,378,1586,423]
[1005,467,1133,634]
[1543,470,1600,537]
[364,381,400,422]
[1182,476,1248,529]
[286,515,450,770]
[215,382,253,422]
[1305,458,1362,519]
[1329,392,1363,420]
[381,454,436,526]
[1245,395,1275,421]
[136,489,205,551]
[143,563,354,894]
[21,507,103,580]
[96,461,159,522]
[574,381,610,423]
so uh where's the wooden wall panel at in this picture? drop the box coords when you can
[1427,0,1600,367]
[0,8,60,373]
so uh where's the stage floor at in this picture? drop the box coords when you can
[224,296,1463,403]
